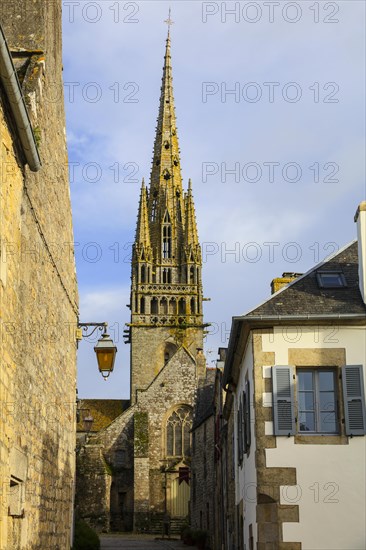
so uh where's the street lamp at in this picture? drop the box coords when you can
[77,322,117,380]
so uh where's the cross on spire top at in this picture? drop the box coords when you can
[164,7,174,30]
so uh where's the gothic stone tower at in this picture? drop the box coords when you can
[128,30,207,530]
[129,30,205,402]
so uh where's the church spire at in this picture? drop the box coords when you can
[130,26,203,349]
[148,27,183,208]
[134,178,152,261]
[185,179,199,249]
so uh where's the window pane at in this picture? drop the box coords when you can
[184,425,191,456]
[298,372,313,391]
[320,392,336,411]
[320,412,337,433]
[167,423,173,455]
[322,274,341,285]
[299,412,315,432]
[319,371,335,391]
[299,392,314,411]
[175,424,182,455]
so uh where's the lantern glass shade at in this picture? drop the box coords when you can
[94,333,117,379]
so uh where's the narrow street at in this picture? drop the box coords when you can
[100,534,186,550]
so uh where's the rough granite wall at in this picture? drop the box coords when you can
[75,445,112,533]
[76,407,136,533]
[132,347,198,532]
[75,347,198,534]
[0,1,78,548]
[130,326,204,403]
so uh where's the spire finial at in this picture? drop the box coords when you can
[164,7,174,33]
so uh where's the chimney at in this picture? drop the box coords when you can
[354,201,366,304]
[271,272,302,294]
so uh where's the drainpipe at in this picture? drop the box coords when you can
[0,24,41,172]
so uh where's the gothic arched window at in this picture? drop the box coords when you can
[162,224,172,259]
[151,298,158,314]
[178,299,186,315]
[141,265,146,283]
[162,268,171,283]
[166,407,192,458]
[161,297,168,315]
[169,298,176,315]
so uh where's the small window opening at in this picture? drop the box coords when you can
[316,271,347,288]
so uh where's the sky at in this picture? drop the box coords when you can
[62,1,365,399]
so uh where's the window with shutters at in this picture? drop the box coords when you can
[297,369,338,433]
[272,365,366,437]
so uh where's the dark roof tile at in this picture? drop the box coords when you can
[77,399,130,432]
[246,242,365,317]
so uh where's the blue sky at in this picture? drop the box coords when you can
[62,1,365,398]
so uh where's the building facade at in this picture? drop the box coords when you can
[76,30,208,534]
[191,369,216,547]
[0,3,79,548]
[223,204,366,550]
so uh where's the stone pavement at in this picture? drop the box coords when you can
[100,534,186,550]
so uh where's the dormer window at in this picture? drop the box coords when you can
[316,271,347,288]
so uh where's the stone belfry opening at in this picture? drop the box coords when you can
[128,27,205,403]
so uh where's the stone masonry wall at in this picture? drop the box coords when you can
[130,326,204,403]
[75,338,203,534]
[0,2,79,548]
[191,416,215,545]
[134,347,198,529]
[76,407,136,533]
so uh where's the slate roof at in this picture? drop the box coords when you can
[77,399,130,433]
[246,241,366,318]
[192,369,216,431]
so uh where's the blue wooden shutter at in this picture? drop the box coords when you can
[237,396,243,464]
[242,390,247,454]
[243,381,251,453]
[342,365,366,435]
[272,366,295,436]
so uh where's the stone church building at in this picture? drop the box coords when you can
[76,30,208,533]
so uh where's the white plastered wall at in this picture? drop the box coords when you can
[261,325,366,550]
[234,335,258,549]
